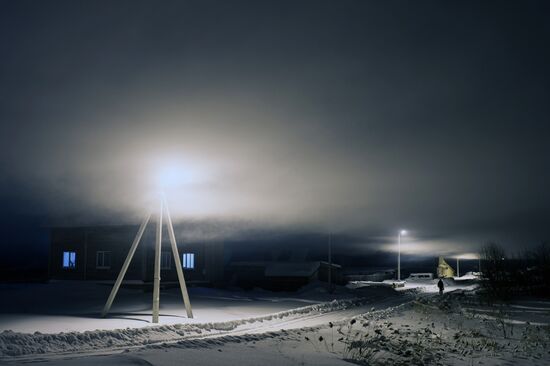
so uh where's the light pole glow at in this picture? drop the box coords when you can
[155,163,196,191]
[398,230,407,281]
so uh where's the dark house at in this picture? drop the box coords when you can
[222,238,345,291]
[343,268,396,282]
[49,225,224,286]
[228,261,343,291]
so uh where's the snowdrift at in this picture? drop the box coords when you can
[0,292,395,358]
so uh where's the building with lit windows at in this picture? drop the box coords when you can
[48,225,224,286]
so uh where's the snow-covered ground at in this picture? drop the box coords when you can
[1,280,549,365]
[0,281,408,359]
[0,281,357,333]
[347,276,479,294]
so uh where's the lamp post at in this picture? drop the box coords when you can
[478,255,481,273]
[398,230,407,281]
[328,232,332,294]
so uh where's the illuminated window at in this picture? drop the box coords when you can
[161,251,171,270]
[62,251,76,269]
[96,251,111,269]
[182,253,194,269]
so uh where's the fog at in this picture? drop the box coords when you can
[1,1,549,257]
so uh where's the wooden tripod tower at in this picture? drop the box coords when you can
[101,195,193,323]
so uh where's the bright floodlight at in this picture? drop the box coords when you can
[400,230,407,235]
[156,164,189,190]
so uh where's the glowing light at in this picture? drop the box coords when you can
[154,161,204,190]
[455,253,480,260]
[157,166,185,188]
[400,230,407,236]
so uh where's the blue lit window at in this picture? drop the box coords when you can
[62,251,76,269]
[182,253,194,269]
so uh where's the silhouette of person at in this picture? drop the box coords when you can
[437,278,444,295]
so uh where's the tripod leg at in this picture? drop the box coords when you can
[152,199,163,323]
[164,196,193,318]
[101,213,150,317]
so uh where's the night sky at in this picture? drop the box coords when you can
[1,1,549,271]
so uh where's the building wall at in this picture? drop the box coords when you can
[49,226,149,281]
[143,239,223,285]
[49,225,224,286]
[49,228,87,280]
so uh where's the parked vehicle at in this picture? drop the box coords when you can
[407,273,434,281]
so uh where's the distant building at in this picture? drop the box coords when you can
[49,226,348,291]
[407,273,434,280]
[437,256,455,278]
[48,225,224,286]
[343,268,396,282]
[228,261,342,291]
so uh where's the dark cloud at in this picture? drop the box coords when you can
[1,0,549,262]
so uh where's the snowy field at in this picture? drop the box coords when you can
[1,280,550,365]
[0,281,356,333]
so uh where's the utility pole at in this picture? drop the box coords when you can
[328,233,332,293]
[398,234,401,281]
[164,196,193,318]
[152,199,163,323]
[84,231,88,281]
[397,230,406,281]
[101,214,150,318]
[101,194,193,322]
[478,255,481,273]
[456,257,460,277]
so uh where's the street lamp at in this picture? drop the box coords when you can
[398,230,407,281]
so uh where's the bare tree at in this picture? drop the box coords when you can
[528,242,550,296]
[480,243,510,302]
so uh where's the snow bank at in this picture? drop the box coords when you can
[0,295,378,357]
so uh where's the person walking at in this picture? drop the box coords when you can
[437,278,444,295]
